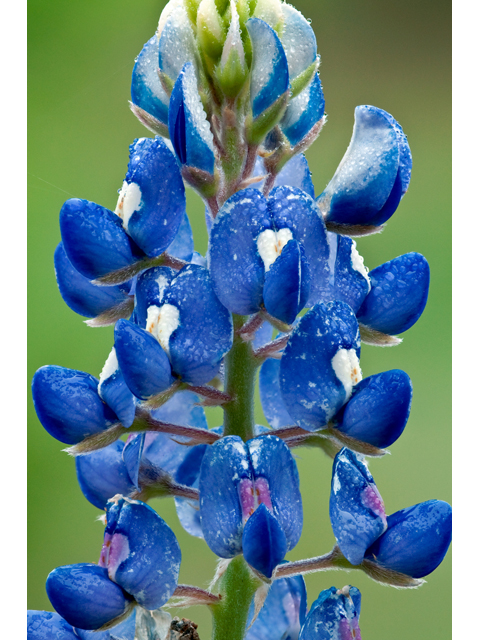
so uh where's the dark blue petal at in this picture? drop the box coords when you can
[131,35,169,125]
[158,6,197,82]
[330,448,387,565]
[165,264,233,385]
[27,610,78,640]
[280,4,317,80]
[334,370,412,448]
[168,63,215,173]
[299,586,361,640]
[365,500,452,578]
[103,498,181,609]
[74,609,136,640]
[199,436,250,557]
[209,189,270,314]
[263,240,310,324]
[166,211,194,261]
[247,19,289,119]
[356,253,430,335]
[134,266,176,329]
[54,242,130,318]
[174,444,208,539]
[242,503,287,578]
[123,434,146,490]
[114,319,173,400]
[247,435,303,551]
[32,366,117,445]
[317,105,403,227]
[46,564,132,631]
[76,442,135,510]
[281,74,325,146]
[259,359,293,430]
[280,302,361,431]
[60,199,142,280]
[118,137,186,257]
[268,187,330,306]
[326,235,371,314]
[98,349,137,428]
[245,575,307,640]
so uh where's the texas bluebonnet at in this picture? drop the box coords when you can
[30,1,451,639]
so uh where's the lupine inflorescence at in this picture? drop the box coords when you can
[29,1,451,639]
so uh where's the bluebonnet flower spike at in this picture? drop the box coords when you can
[365,500,452,578]
[299,586,362,640]
[317,105,412,230]
[330,448,387,565]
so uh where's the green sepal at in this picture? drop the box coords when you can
[215,0,229,15]
[197,0,227,60]
[216,49,248,98]
[290,58,320,99]
[246,91,289,145]
[211,556,263,640]
[158,69,174,97]
[185,0,202,25]
[129,102,170,139]
[253,0,284,34]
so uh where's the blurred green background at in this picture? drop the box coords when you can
[28,0,451,638]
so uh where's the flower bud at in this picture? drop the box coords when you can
[299,586,362,640]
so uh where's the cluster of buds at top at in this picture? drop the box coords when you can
[29,1,451,639]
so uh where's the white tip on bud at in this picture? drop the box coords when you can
[220,0,245,70]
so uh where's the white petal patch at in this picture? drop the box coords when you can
[257,228,293,272]
[146,303,180,355]
[350,240,371,291]
[182,64,214,152]
[99,347,118,385]
[115,181,142,231]
[331,348,362,401]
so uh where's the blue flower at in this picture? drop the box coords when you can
[365,500,452,578]
[27,609,136,640]
[199,434,302,578]
[299,586,362,640]
[317,105,412,230]
[330,448,387,565]
[115,264,233,397]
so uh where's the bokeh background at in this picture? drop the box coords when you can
[28,0,451,637]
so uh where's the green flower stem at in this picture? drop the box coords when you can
[211,557,262,640]
[222,314,257,442]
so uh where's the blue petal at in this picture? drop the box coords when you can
[317,106,405,227]
[245,575,307,640]
[247,18,289,118]
[299,586,361,640]
[27,610,78,640]
[259,359,293,430]
[209,189,270,314]
[158,5,197,82]
[103,497,181,609]
[60,198,142,280]
[46,564,132,631]
[122,434,146,490]
[268,187,330,306]
[134,266,176,329]
[330,448,387,565]
[274,154,315,198]
[131,35,169,125]
[247,435,303,551]
[54,242,130,318]
[174,444,208,538]
[32,366,117,444]
[114,319,174,400]
[119,137,186,257]
[356,252,430,335]
[168,63,215,173]
[243,503,287,578]
[166,211,194,261]
[280,4,317,80]
[334,370,412,448]
[365,500,452,578]
[74,610,136,640]
[325,234,371,314]
[98,349,137,428]
[280,302,361,430]
[151,389,208,432]
[165,265,233,385]
[76,442,135,510]
[199,436,250,557]
[263,239,311,324]
[281,74,325,146]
